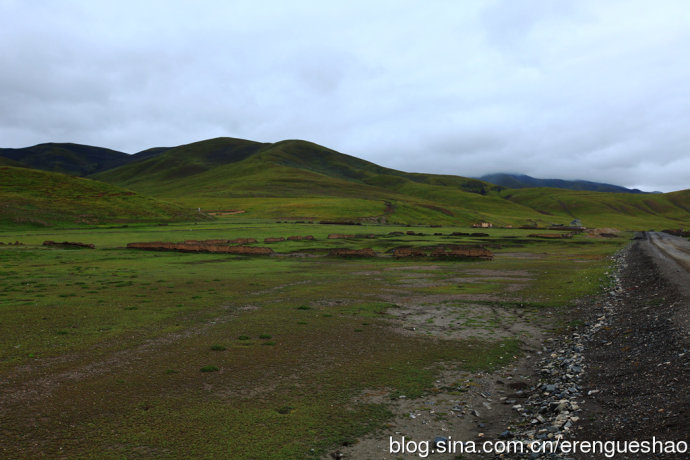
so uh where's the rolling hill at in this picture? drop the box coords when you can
[0,142,171,176]
[1,136,688,228]
[499,187,690,229]
[92,137,690,228]
[92,138,541,225]
[0,166,200,227]
[93,138,498,195]
[0,156,28,168]
[0,143,132,176]
[480,173,649,194]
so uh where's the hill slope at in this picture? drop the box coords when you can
[0,143,132,176]
[500,187,690,228]
[0,156,28,168]
[480,173,648,194]
[0,166,199,227]
[93,138,536,225]
[93,137,690,228]
[94,138,499,195]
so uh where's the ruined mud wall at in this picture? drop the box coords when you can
[183,238,257,245]
[126,241,273,255]
[43,241,95,249]
[391,245,493,260]
[528,233,573,239]
[327,234,355,239]
[328,248,377,257]
[287,235,315,240]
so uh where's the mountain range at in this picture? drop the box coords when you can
[1,137,688,228]
[479,173,654,194]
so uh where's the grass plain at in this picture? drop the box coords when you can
[0,218,627,458]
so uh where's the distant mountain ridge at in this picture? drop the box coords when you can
[0,142,170,176]
[479,173,651,194]
[90,137,498,197]
[2,137,688,229]
[2,142,661,195]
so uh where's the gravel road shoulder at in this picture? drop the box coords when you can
[573,234,690,458]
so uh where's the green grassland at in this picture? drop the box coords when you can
[90,137,690,229]
[2,136,686,457]
[0,166,201,228]
[0,220,626,458]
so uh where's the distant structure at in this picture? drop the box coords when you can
[570,219,583,227]
[472,222,493,228]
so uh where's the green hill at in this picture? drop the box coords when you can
[93,138,537,225]
[0,156,28,168]
[0,142,132,176]
[3,136,688,229]
[92,137,690,228]
[0,166,199,227]
[500,187,690,228]
[480,173,649,193]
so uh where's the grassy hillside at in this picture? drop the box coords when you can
[92,137,690,228]
[93,138,544,226]
[501,187,690,229]
[94,138,498,194]
[0,166,200,227]
[0,156,27,168]
[0,142,131,176]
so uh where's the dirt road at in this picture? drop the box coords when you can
[574,232,690,459]
[647,231,690,274]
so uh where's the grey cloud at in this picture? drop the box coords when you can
[1,0,689,191]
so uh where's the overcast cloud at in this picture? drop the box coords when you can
[2,0,689,191]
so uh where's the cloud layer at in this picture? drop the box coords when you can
[2,0,689,191]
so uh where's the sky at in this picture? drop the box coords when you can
[2,0,690,192]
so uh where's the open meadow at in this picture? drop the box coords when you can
[0,218,627,458]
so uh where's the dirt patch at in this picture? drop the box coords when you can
[382,293,517,305]
[384,265,443,272]
[205,210,245,216]
[335,355,544,460]
[494,252,546,260]
[586,227,620,238]
[386,302,541,341]
[458,268,533,279]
